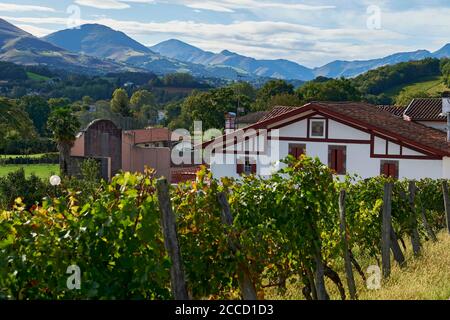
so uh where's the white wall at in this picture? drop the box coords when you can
[209,114,445,180]
[328,120,370,140]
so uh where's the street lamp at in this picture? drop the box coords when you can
[50,175,61,197]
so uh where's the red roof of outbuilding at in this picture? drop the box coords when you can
[375,105,406,117]
[404,98,446,121]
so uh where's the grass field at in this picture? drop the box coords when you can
[266,231,450,300]
[0,153,58,159]
[0,164,59,180]
[386,76,449,104]
[26,72,50,82]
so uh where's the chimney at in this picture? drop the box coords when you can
[443,92,450,142]
[224,112,237,134]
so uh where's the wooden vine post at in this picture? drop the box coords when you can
[443,180,450,234]
[408,181,421,256]
[338,189,357,300]
[420,202,437,242]
[217,192,258,300]
[156,178,189,300]
[381,182,392,279]
[389,226,406,267]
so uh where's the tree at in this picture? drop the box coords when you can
[267,93,302,109]
[229,82,257,100]
[110,88,130,117]
[48,97,71,110]
[47,108,80,177]
[253,79,294,111]
[395,90,431,106]
[130,90,156,112]
[297,78,361,103]
[19,95,51,136]
[0,97,34,145]
[180,87,252,131]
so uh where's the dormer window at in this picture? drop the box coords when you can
[310,119,326,138]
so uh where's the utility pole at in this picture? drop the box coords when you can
[235,73,244,130]
[443,92,450,142]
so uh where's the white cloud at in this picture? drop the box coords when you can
[75,0,155,10]
[171,0,335,13]
[16,24,55,37]
[2,3,449,67]
[0,3,55,12]
[1,15,406,66]
[75,0,130,10]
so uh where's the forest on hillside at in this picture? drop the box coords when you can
[1,57,450,157]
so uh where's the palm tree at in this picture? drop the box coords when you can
[0,97,34,142]
[47,108,80,176]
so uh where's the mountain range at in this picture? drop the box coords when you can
[1,18,449,81]
[0,18,137,75]
[151,39,450,80]
[43,24,254,81]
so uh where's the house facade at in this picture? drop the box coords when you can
[206,102,450,180]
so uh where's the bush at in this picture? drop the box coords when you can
[0,138,57,155]
[0,169,170,299]
[0,169,51,210]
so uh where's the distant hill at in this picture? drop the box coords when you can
[44,24,154,60]
[150,39,315,81]
[313,50,433,78]
[0,18,133,75]
[44,25,252,80]
[151,39,450,80]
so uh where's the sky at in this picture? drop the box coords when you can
[0,0,449,67]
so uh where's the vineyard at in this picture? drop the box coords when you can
[0,155,449,300]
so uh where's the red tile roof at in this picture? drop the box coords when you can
[237,111,268,124]
[254,101,450,157]
[258,106,296,122]
[404,98,446,121]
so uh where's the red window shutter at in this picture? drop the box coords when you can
[289,145,305,159]
[237,164,244,174]
[388,164,397,178]
[382,163,390,176]
[251,163,257,174]
[331,149,338,172]
[336,149,344,174]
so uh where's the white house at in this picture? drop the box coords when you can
[204,101,450,180]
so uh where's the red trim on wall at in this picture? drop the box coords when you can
[270,112,319,130]
[371,154,441,160]
[306,117,310,139]
[270,137,371,144]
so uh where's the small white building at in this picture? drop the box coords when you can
[204,101,450,180]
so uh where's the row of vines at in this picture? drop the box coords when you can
[0,156,448,300]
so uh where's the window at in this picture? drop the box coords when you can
[289,144,306,159]
[310,119,326,138]
[328,145,346,175]
[237,157,256,175]
[380,160,399,179]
